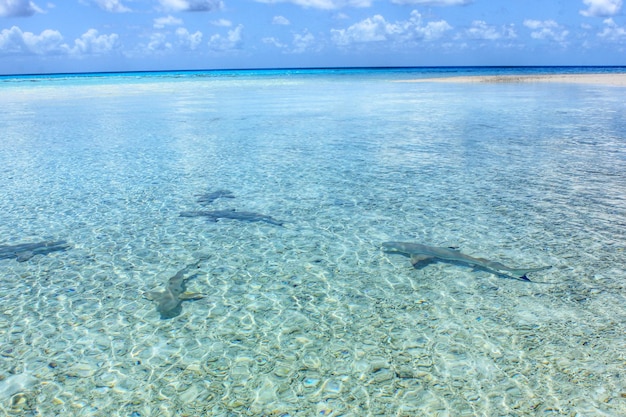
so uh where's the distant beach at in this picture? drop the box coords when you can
[402,72,626,87]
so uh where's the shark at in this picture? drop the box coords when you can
[196,189,235,205]
[180,209,284,226]
[382,241,551,281]
[0,240,70,262]
[144,259,206,319]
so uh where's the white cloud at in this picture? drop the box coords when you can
[136,27,204,55]
[292,30,316,52]
[273,15,291,25]
[89,0,130,12]
[464,20,516,40]
[0,0,43,17]
[148,32,172,51]
[71,29,120,55]
[253,0,372,10]
[211,18,232,27]
[421,20,453,39]
[580,0,622,17]
[208,24,243,50]
[332,15,393,44]
[391,0,471,5]
[154,15,183,29]
[159,0,223,12]
[263,36,287,48]
[263,30,317,54]
[466,20,498,40]
[331,10,451,46]
[176,27,203,49]
[0,26,119,56]
[523,19,569,43]
[598,18,626,39]
[0,26,66,55]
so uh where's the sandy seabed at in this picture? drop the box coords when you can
[402,73,626,87]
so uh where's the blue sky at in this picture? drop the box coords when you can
[1,0,625,74]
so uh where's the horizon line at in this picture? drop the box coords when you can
[2,65,626,78]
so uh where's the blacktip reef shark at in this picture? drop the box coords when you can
[180,209,284,226]
[144,259,206,319]
[196,189,235,205]
[0,240,70,262]
[382,241,551,281]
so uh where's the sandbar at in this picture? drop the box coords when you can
[401,73,626,87]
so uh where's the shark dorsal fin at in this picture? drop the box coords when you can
[410,254,434,266]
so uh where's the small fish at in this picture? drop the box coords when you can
[195,189,235,205]
[144,259,205,319]
[382,241,551,280]
[180,209,284,226]
[0,240,70,262]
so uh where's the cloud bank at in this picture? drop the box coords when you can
[0,26,119,56]
[331,10,452,46]
[524,19,569,43]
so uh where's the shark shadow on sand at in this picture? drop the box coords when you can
[382,241,551,281]
[144,259,206,319]
[0,240,70,262]
[180,209,284,226]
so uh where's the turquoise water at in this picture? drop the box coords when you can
[0,68,625,416]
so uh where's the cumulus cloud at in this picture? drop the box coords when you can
[273,15,291,25]
[71,29,120,55]
[263,36,287,48]
[580,0,622,17]
[0,26,66,54]
[159,0,223,12]
[89,0,131,12]
[154,15,183,29]
[331,10,451,46]
[464,20,516,40]
[523,19,568,43]
[0,26,119,56]
[208,24,243,50]
[176,27,203,49]
[0,0,43,17]
[147,32,172,52]
[253,0,372,10]
[391,0,472,5]
[333,15,395,44]
[292,30,316,52]
[598,17,626,39]
[262,30,319,53]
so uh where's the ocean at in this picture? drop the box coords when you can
[1,67,625,416]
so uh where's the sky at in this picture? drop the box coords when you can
[0,0,625,74]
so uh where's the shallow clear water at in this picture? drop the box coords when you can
[1,69,625,416]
